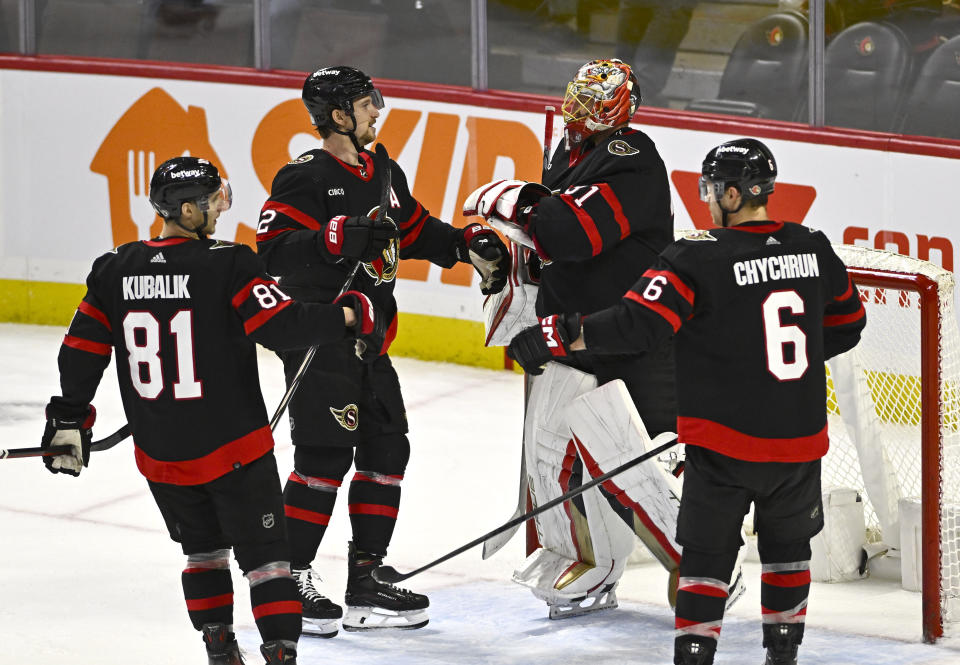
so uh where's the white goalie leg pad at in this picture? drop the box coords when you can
[566,379,749,610]
[484,243,539,347]
[514,364,636,615]
[566,379,684,571]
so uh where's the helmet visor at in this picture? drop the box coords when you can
[698,176,725,202]
[367,88,385,110]
[199,180,232,213]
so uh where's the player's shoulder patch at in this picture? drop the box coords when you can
[287,153,315,165]
[679,229,718,242]
[607,139,640,157]
[209,239,240,250]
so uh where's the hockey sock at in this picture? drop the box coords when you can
[283,446,352,567]
[246,562,302,644]
[674,548,738,646]
[182,549,233,630]
[349,434,409,555]
[758,540,811,634]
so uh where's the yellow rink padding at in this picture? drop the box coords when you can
[0,278,511,370]
[0,279,86,326]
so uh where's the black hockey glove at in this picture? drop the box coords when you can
[335,290,388,363]
[507,313,582,375]
[41,404,96,477]
[320,215,398,262]
[455,224,509,295]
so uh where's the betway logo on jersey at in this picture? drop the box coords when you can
[733,253,819,286]
[122,274,191,300]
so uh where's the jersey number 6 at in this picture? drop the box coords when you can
[762,290,809,381]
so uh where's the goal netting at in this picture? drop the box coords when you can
[823,244,960,642]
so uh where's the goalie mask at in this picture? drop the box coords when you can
[562,59,641,145]
[302,65,385,149]
[149,157,231,237]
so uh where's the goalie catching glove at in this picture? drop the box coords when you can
[320,214,398,262]
[507,313,582,375]
[463,180,550,228]
[335,290,389,362]
[456,224,509,295]
[41,404,96,476]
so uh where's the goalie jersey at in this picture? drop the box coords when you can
[532,127,674,317]
[50,237,349,485]
[256,148,463,329]
[582,221,866,463]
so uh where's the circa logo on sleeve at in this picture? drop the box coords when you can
[607,139,639,157]
[288,154,314,165]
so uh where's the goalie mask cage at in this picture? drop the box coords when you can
[523,242,960,643]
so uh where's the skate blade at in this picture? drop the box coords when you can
[548,589,618,620]
[302,616,340,638]
[342,607,429,631]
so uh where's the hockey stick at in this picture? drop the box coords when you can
[481,105,555,560]
[374,432,679,584]
[0,423,132,460]
[268,143,393,432]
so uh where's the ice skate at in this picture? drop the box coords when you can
[545,581,618,620]
[201,623,245,665]
[342,541,429,631]
[675,635,716,665]
[260,640,297,664]
[292,566,342,638]
[763,623,801,665]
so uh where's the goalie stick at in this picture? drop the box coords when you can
[268,142,393,432]
[374,431,679,584]
[481,105,554,560]
[0,423,131,460]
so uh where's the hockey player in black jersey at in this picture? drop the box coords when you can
[463,58,681,617]
[255,65,508,635]
[40,157,389,665]
[508,138,867,665]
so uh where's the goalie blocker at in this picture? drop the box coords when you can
[514,363,746,618]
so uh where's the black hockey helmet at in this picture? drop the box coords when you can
[302,66,385,133]
[149,156,229,219]
[699,138,777,202]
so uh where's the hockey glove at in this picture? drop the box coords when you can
[463,180,551,226]
[321,215,398,262]
[455,224,509,295]
[41,404,96,476]
[507,313,582,375]
[335,290,387,362]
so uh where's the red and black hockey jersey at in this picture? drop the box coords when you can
[582,221,866,463]
[256,148,463,332]
[532,127,674,317]
[50,237,349,485]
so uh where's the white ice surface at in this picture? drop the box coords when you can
[1,322,959,664]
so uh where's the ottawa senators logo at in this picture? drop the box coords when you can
[330,403,359,431]
[288,154,314,165]
[607,139,639,157]
[362,205,399,285]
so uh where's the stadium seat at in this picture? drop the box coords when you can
[686,11,808,120]
[898,34,960,140]
[823,21,912,132]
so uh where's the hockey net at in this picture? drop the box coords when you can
[822,244,960,642]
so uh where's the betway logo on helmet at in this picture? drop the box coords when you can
[716,145,750,155]
[171,168,207,179]
[318,69,340,76]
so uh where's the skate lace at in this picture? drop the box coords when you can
[295,567,329,603]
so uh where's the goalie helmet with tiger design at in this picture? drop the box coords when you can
[562,59,641,146]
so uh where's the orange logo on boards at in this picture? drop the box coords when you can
[670,171,817,230]
[90,87,232,247]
